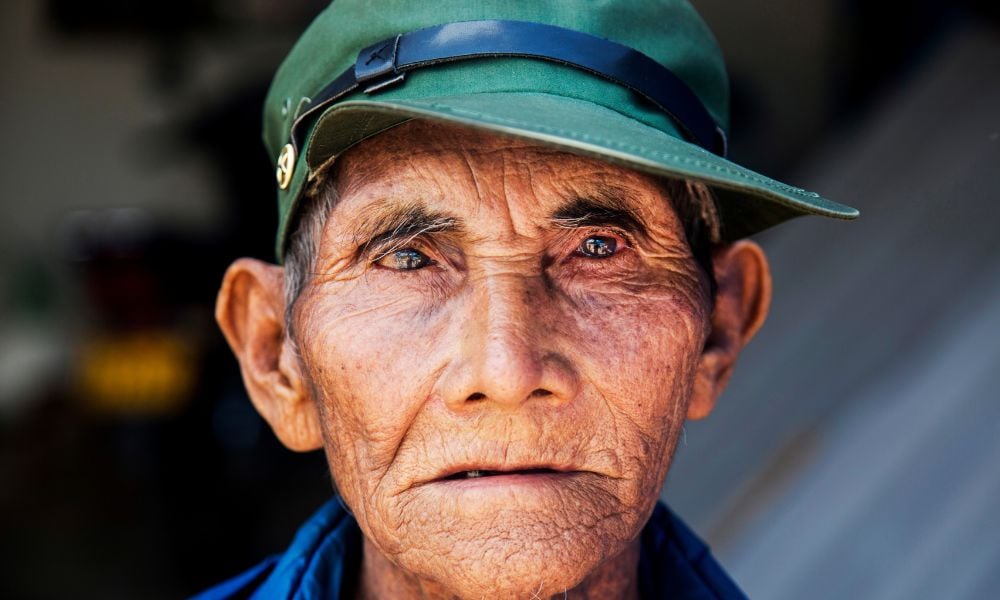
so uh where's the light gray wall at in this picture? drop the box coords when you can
[664,25,1000,600]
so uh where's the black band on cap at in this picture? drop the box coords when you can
[290,19,728,157]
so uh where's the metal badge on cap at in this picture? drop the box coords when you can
[276,143,296,190]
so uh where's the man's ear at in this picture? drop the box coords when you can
[215,258,323,451]
[687,240,772,420]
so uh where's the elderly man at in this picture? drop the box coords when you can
[201,1,857,598]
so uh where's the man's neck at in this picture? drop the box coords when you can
[355,537,641,600]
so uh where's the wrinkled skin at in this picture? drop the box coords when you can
[216,121,771,599]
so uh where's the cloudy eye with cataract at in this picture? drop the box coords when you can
[379,248,431,270]
[578,235,618,258]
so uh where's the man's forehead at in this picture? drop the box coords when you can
[327,121,673,227]
[338,120,564,164]
[337,122,637,186]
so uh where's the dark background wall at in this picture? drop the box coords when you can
[0,1,997,598]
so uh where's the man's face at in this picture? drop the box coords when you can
[288,121,713,594]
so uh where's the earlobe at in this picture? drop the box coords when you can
[216,258,323,451]
[687,241,772,420]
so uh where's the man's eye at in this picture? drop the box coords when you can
[577,235,618,258]
[376,248,432,270]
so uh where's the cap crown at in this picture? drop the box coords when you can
[264,0,728,163]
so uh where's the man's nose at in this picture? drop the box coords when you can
[438,273,580,411]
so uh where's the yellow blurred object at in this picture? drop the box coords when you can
[76,331,196,416]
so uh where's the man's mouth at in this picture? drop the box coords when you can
[441,468,562,480]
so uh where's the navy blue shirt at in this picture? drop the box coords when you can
[193,499,746,599]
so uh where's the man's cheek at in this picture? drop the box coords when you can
[322,371,420,479]
[304,289,424,334]
[575,306,699,467]
[572,308,703,384]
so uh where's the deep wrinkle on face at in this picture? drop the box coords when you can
[291,121,713,598]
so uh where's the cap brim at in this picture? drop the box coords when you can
[304,91,858,242]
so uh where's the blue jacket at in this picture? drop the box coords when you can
[193,499,746,599]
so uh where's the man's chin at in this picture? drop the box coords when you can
[366,486,640,598]
[386,535,614,600]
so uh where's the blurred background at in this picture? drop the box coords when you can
[0,0,996,598]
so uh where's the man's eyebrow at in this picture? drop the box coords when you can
[550,189,649,238]
[349,201,463,257]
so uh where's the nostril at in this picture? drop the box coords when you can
[466,392,486,401]
[529,388,552,398]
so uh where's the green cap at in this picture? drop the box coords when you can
[264,0,858,260]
